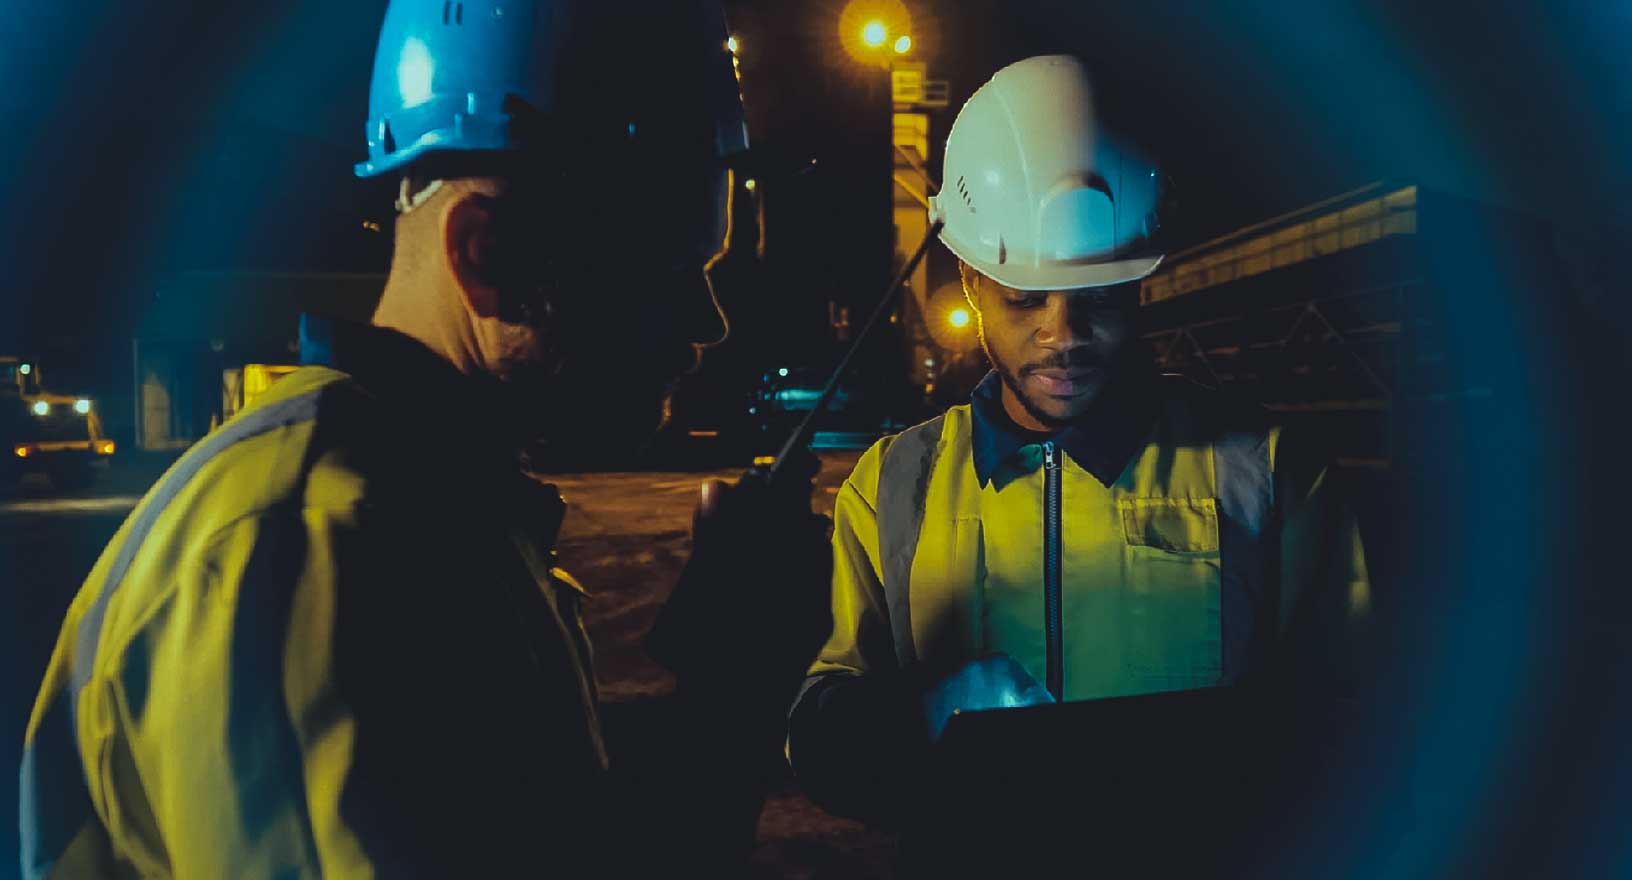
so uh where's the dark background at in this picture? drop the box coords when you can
[3,0,1624,414]
[2,1,1628,877]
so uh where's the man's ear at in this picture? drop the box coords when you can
[444,191,502,319]
[958,260,981,312]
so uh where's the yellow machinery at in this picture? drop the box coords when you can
[3,356,115,488]
[217,363,302,427]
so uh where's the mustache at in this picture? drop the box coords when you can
[1020,349,1109,374]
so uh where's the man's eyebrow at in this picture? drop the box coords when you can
[997,287,1120,305]
[1067,287,1128,305]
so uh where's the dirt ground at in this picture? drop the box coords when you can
[545,451,899,878]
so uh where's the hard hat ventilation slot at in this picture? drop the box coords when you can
[442,2,464,25]
[956,175,976,214]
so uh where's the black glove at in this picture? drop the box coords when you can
[646,449,834,710]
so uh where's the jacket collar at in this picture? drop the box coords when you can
[300,314,569,548]
[298,313,547,488]
[300,313,486,406]
[299,313,528,447]
[968,359,1161,489]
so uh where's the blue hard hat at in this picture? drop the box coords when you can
[356,0,748,179]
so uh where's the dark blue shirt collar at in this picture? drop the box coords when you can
[969,361,1162,489]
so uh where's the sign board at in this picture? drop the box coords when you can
[921,79,950,108]
[893,112,930,160]
[891,62,926,104]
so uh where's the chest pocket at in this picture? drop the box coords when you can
[1119,497,1220,553]
[1113,497,1223,687]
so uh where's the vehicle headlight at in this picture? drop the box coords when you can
[31,400,49,416]
[75,399,91,414]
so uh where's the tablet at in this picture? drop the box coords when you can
[905,686,1276,874]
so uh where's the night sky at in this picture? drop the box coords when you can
[0,0,1625,371]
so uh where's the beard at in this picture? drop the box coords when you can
[495,267,707,467]
[980,330,1116,430]
[504,330,694,469]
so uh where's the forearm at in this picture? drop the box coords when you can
[597,686,793,875]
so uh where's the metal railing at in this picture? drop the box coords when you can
[1141,183,1418,306]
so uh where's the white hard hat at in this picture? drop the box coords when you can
[930,55,1164,291]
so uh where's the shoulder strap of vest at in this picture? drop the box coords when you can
[1214,428,1274,539]
[1212,420,1277,681]
[875,414,947,667]
[22,380,338,879]
[1162,378,1275,538]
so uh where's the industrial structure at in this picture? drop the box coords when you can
[1136,182,1568,470]
[130,272,381,451]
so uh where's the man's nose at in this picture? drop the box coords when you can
[686,264,730,349]
[653,264,730,350]
[1034,294,1085,349]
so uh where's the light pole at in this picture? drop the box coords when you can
[835,1,958,411]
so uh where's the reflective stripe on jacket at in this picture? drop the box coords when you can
[20,361,605,879]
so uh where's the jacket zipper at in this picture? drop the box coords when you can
[1042,441,1063,700]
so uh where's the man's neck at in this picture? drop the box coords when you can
[370,277,483,377]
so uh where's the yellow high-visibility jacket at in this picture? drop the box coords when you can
[790,373,1371,809]
[19,329,604,878]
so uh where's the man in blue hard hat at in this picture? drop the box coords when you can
[19,2,832,876]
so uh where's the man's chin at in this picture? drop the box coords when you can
[1002,377,1103,427]
[504,353,688,462]
[1029,390,1103,424]
[547,387,670,443]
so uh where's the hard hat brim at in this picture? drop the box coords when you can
[354,134,470,179]
[939,230,1164,291]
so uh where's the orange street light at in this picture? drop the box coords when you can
[839,0,912,67]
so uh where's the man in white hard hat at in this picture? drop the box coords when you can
[20,2,832,877]
[788,55,1371,840]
